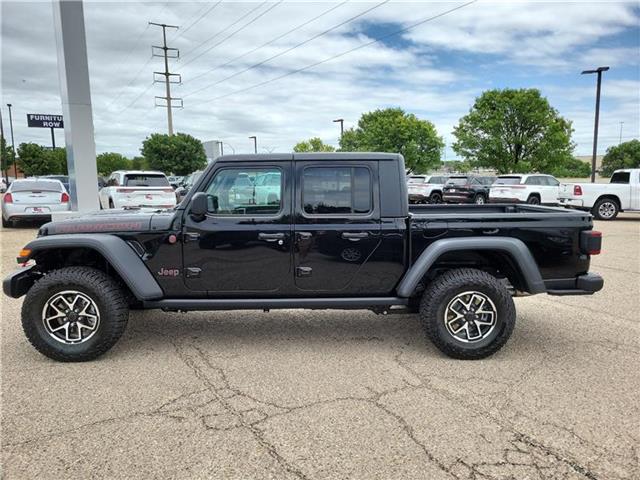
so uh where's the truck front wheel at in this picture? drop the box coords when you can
[419,268,516,359]
[21,267,129,362]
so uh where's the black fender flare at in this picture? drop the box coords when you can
[20,234,164,300]
[396,237,546,297]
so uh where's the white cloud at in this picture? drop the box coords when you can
[1,0,638,160]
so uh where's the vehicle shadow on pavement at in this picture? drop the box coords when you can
[110,308,551,362]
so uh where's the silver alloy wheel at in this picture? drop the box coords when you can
[598,201,616,219]
[444,291,497,343]
[475,195,485,204]
[42,290,101,345]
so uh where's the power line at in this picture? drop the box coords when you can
[179,1,271,68]
[119,82,154,114]
[170,1,223,42]
[198,0,478,104]
[184,0,387,98]
[185,1,350,85]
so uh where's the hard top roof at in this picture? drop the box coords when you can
[216,152,402,162]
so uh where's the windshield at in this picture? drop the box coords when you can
[124,174,169,187]
[11,180,63,192]
[494,176,521,185]
[447,177,468,185]
[407,176,425,184]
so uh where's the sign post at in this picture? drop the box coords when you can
[26,114,64,149]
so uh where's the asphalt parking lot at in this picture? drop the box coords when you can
[1,215,639,479]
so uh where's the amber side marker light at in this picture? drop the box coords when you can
[17,248,32,262]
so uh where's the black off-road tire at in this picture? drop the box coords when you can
[21,267,129,362]
[591,197,619,221]
[419,268,516,360]
[2,216,12,228]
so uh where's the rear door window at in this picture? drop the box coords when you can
[303,166,372,215]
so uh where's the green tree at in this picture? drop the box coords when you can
[601,140,640,177]
[141,132,207,175]
[130,156,148,170]
[1,136,15,171]
[547,157,591,178]
[338,108,444,173]
[96,152,131,176]
[453,89,575,174]
[293,137,335,152]
[16,143,68,176]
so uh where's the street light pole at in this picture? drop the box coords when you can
[581,66,609,183]
[619,121,624,145]
[0,106,7,184]
[249,136,257,154]
[6,104,17,179]
[333,118,344,137]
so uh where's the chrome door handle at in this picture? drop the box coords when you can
[258,232,285,242]
[341,232,369,241]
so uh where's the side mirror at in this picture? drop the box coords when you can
[190,192,208,217]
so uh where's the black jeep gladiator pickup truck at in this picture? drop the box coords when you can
[3,153,603,362]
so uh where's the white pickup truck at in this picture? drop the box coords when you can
[558,169,640,220]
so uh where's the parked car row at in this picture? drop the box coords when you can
[407,168,640,220]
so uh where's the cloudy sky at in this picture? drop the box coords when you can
[1,0,639,159]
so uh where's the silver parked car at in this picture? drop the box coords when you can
[2,178,70,227]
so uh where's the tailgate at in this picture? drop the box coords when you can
[558,183,576,198]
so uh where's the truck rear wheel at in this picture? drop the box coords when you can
[592,198,619,220]
[419,268,516,359]
[21,267,129,362]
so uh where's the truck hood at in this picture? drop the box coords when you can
[38,208,177,236]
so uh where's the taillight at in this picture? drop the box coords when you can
[573,185,583,196]
[162,188,174,193]
[4,192,13,203]
[580,230,602,255]
[61,192,70,203]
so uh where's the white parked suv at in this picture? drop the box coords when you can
[489,174,560,205]
[407,174,448,204]
[99,171,177,209]
[558,168,640,220]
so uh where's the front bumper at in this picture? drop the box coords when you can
[545,272,604,296]
[3,265,40,298]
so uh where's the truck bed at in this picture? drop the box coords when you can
[408,203,593,280]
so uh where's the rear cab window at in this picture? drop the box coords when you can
[303,166,372,215]
[610,172,630,184]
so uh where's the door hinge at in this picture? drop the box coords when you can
[185,267,201,278]
[296,266,312,277]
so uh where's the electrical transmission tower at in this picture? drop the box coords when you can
[150,22,182,135]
